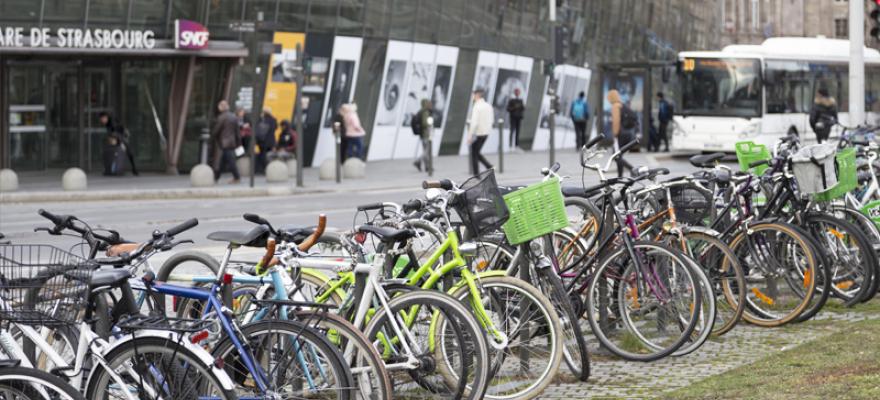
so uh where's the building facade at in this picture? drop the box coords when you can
[1,0,722,173]
[720,0,880,48]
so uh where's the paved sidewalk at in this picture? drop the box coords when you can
[1,150,697,203]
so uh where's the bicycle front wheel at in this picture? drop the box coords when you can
[586,241,701,362]
[86,336,236,400]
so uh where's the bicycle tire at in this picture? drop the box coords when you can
[0,366,84,400]
[729,222,819,327]
[682,230,746,336]
[210,319,355,400]
[86,336,236,400]
[804,212,877,306]
[828,205,880,300]
[586,240,701,362]
[363,289,490,400]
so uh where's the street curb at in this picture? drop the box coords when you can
[0,171,549,204]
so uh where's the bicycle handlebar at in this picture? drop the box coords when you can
[164,218,198,237]
[422,179,454,190]
[356,203,385,212]
[585,135,604,149]
[297,214,326,252]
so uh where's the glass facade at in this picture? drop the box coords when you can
[2,0,722,171]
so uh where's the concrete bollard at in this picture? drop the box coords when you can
[190,164,215,187]
[319,159,337,180]
[235,157,251,177]
[62,168,87,191]
[286,158,297,177]
[0,169,18,192]
[265,160,289,183]
[343,158,366,179]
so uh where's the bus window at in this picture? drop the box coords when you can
[866,66,880,112]
[811,63,847,112]
[765,61,810,114]
[680,58,762,118]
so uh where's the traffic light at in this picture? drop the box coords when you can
[872,0,880,41]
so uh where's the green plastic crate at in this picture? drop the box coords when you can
[501,178,568,245]
[735,141,771,176]
[813,147,856,202]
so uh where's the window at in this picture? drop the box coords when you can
[680,58,762,118]
[834,18,847,38]
[765,61,812,114]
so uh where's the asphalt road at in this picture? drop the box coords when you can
[0,153,723,262]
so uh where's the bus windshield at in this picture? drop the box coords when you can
[680,58,762,118]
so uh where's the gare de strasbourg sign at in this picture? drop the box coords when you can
[0,20,209,51]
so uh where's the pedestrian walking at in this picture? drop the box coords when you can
[254,107,277,174]
[341,103,366,160]
[656,92,673,152]
[570,91,589,149]
[608,89,636,177]
[211,100,242,184]
[412,99,432,172]
[809,87,838,144]
[99,112,139,176]
[468,89,494,174]
[506,88,525,151]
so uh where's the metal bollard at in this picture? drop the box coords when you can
[199,129,211,165]
[549,91,558,166]
[333,121,342,183]
[497,118,505,174]
[427,117,435,176]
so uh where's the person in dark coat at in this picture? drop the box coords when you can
[211,100,242,183]
[99,112,139,176]
[506,88,525,151]
[809,87,838,144]
[656,92,673,152]
[254,107,277,174]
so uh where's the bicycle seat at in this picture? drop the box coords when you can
[357,225,416,243]
[689,153,725,168]
[207,225,270,247]
[89,269,132,289]
[277,225,314,243]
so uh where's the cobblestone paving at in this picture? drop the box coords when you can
[540,311,880,399]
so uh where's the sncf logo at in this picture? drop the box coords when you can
[174,19,209,50]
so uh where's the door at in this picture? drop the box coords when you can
[84,68,114,171]
[7,65,47,171]
[46,67,81,169]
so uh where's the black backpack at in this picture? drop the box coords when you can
[410,113,423,136]
[621,104,638,130]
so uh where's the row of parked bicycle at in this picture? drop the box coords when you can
[1,123,879,399]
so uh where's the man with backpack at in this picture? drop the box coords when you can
[412,99,433,172]
[656,92,673,152]
[254,107,277,174]
[570,91,589,149]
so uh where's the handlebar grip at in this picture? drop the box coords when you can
[853,140,870,146]
[618,139,639,155]
[297,214,327,252]
[243,213,263,224]
[402,199,424,213]
[585,135,604,149]
[422,179,453,190]
[550,162,561,173]
[166,218,198,237]
[38,209,64,225]
[356,203,384,212]
[748,159,769,169]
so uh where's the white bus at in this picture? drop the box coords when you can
[671,37,880,153]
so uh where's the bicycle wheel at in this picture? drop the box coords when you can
[586,241,701,362]
[448,275,563,400]
[0,366,84,400]
[293,310,394,400]
[729,222,818,327]
[211,319,354,399]
[561,197,602,260]
[667,251,714,357]
[531,255,591,382]
[155,250,220,314]
[86,336,236,400]
[831,204,880,299]
[804,212,877,306]
[682,230,746,336]
[363,289,490,400]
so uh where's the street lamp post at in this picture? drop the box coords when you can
[850,0,866,126]
[497,118,505,174]
[293,43,305,188]
[333,121,342,184]
[548,0,558,166]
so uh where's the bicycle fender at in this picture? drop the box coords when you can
[85,330,235,392]
[680,226,722,237]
